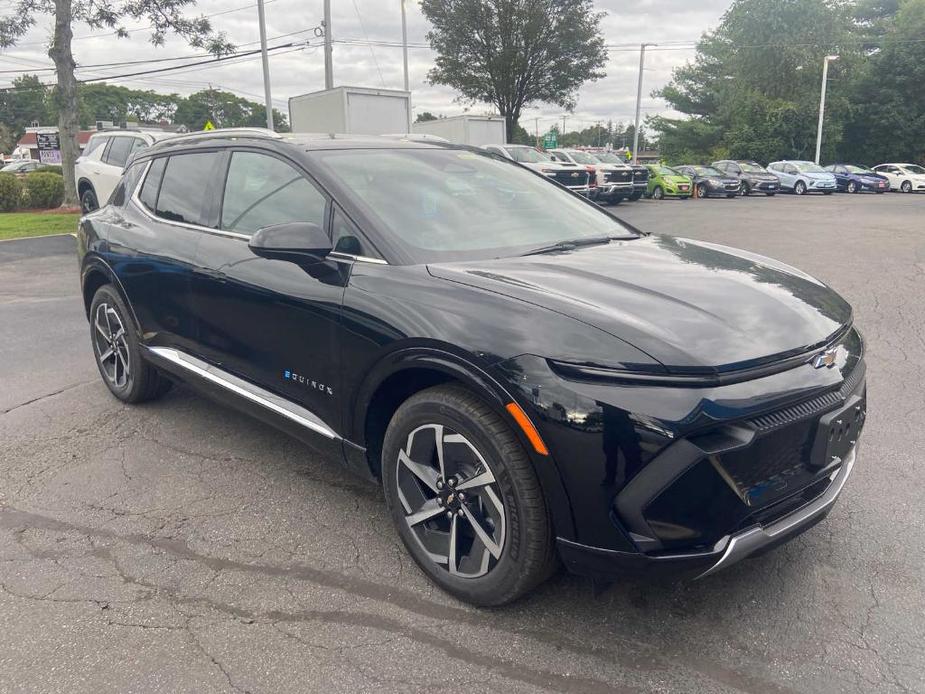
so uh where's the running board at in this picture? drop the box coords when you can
[145,346,339,440]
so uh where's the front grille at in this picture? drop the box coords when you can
[553,170,588,186]
[724,182,739,190]
[632,168,649,183]
[605,170,632,183]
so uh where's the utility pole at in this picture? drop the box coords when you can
[561,115,567,139]
[401,0,409,91]
[323,0,333,90]
[534,117,539,148]
[632,43,654,164]
[815,55,838,164]
[256,0,274,130]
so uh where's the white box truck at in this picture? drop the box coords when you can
[288,86,411,135]
[411,115,506,146]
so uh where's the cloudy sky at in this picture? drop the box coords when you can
[1,0,731,133]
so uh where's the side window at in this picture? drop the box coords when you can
[156,152,219,226]
[331,207,378,258]
[221,151,327,236]
[104,137,134,168]
[84,136,109,158]
[138,157,166,212]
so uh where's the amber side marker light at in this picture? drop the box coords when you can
[505,402,549,456]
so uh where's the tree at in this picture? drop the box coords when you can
[652,0,858,163]
[78,84,179,127]
[173,89,288,131]
[0,1,231,206]
[414,111,440,123]
[420,0,607,142]
[0,74,53,140]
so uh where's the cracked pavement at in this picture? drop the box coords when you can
[1,194,923,694]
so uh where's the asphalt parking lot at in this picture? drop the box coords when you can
[1,193,923,694]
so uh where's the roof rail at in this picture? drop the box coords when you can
[159,127,284,144]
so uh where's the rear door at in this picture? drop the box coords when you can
[97,136,146,204]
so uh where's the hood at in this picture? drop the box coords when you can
[427,235,851,373]
[743,171,777,181]
[803,171,835,181]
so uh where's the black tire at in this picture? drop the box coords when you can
[652,186,664,200]
[89,285,172,404]
[794,180,807,195]
[726,193,737,198]
[823,191,833,195]
[847,181,858,193]
[901,180,912,193]
[695,183,707,199]
[382,384,556,606]
[630,192,643,201]
[80,187,99,214]
[766,192,776,197]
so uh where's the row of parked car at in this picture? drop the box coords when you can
[480,144,925,204]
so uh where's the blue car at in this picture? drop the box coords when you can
[824,164,889,194]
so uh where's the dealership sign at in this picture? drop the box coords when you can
[36,132,61,164]
[543,131,557,149]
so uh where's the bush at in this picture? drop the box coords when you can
[22,172,65,209]
[0,173,23,212]
[35,165,63,175]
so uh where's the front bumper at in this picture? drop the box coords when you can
[558,445,856,580]
[598,182,633,198]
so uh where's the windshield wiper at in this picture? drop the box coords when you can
[521,236,624,256]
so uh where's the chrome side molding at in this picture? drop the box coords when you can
[145,346,339,440]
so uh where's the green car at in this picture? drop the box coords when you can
[646,164,693,199]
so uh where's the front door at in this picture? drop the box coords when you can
[189,148,351,446]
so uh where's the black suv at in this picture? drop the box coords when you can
[712,160,780,196]
[78,130,866,605]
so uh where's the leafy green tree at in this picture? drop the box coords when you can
[842,0,925,164]
[78,84,179,127]
[0,0,231,205]
[420,0,607,142]
[0,75,53,140]
[173,89,287,131]
[653,0,858,163]
[414,111,440,123]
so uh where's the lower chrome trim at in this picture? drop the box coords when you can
[145,346,339,440]
[696,445,857,579]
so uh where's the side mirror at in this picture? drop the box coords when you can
[248,222,332,261]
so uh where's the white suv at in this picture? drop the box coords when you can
[76,130,171,212]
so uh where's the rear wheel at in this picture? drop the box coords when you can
[382,384,556,606]
[901,180,913,193]
[80,188,99,214]
[794,180,807,195]
[652,186,664,200]
[90,285,172,404]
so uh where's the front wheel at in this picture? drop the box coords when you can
[901,180,913,193]
[823,191,833,195]
[652,186,664,200]
[794,180,807,195]
[847,181,858,193]
[382,385,556,606]
[695,183,707,199]
[90,285,172,403]
[766,192,776,197]
[80,188,99,214]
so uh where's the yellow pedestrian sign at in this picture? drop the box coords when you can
[203,120,215,131]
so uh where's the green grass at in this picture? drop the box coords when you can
[0,211,80,240]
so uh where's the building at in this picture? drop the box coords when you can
[14,127,94,162]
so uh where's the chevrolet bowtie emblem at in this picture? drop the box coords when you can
[812,349,837,369]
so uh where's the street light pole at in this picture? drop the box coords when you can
[323,0,333,90]
[256,0,274,130]
[401,0,409,92]
[814,55,838,165]
[632,43,654,165]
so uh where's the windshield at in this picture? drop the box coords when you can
[657,165,681,176]
[313,148,637,263]
[793,162,826,173]
[692,166,724,177]
[594,152,625,164]
[738,161,765,172]
[903,164,925,175]
[565,151,599,165]
[504,147,551,164]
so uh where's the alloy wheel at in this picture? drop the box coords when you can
[93,302,131,388]
[652,186,664,200]
[696,183,706,198]
[395,423,506,579]
[848,181,858,193]
[795,181,806,195]
[901,181,912,193]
